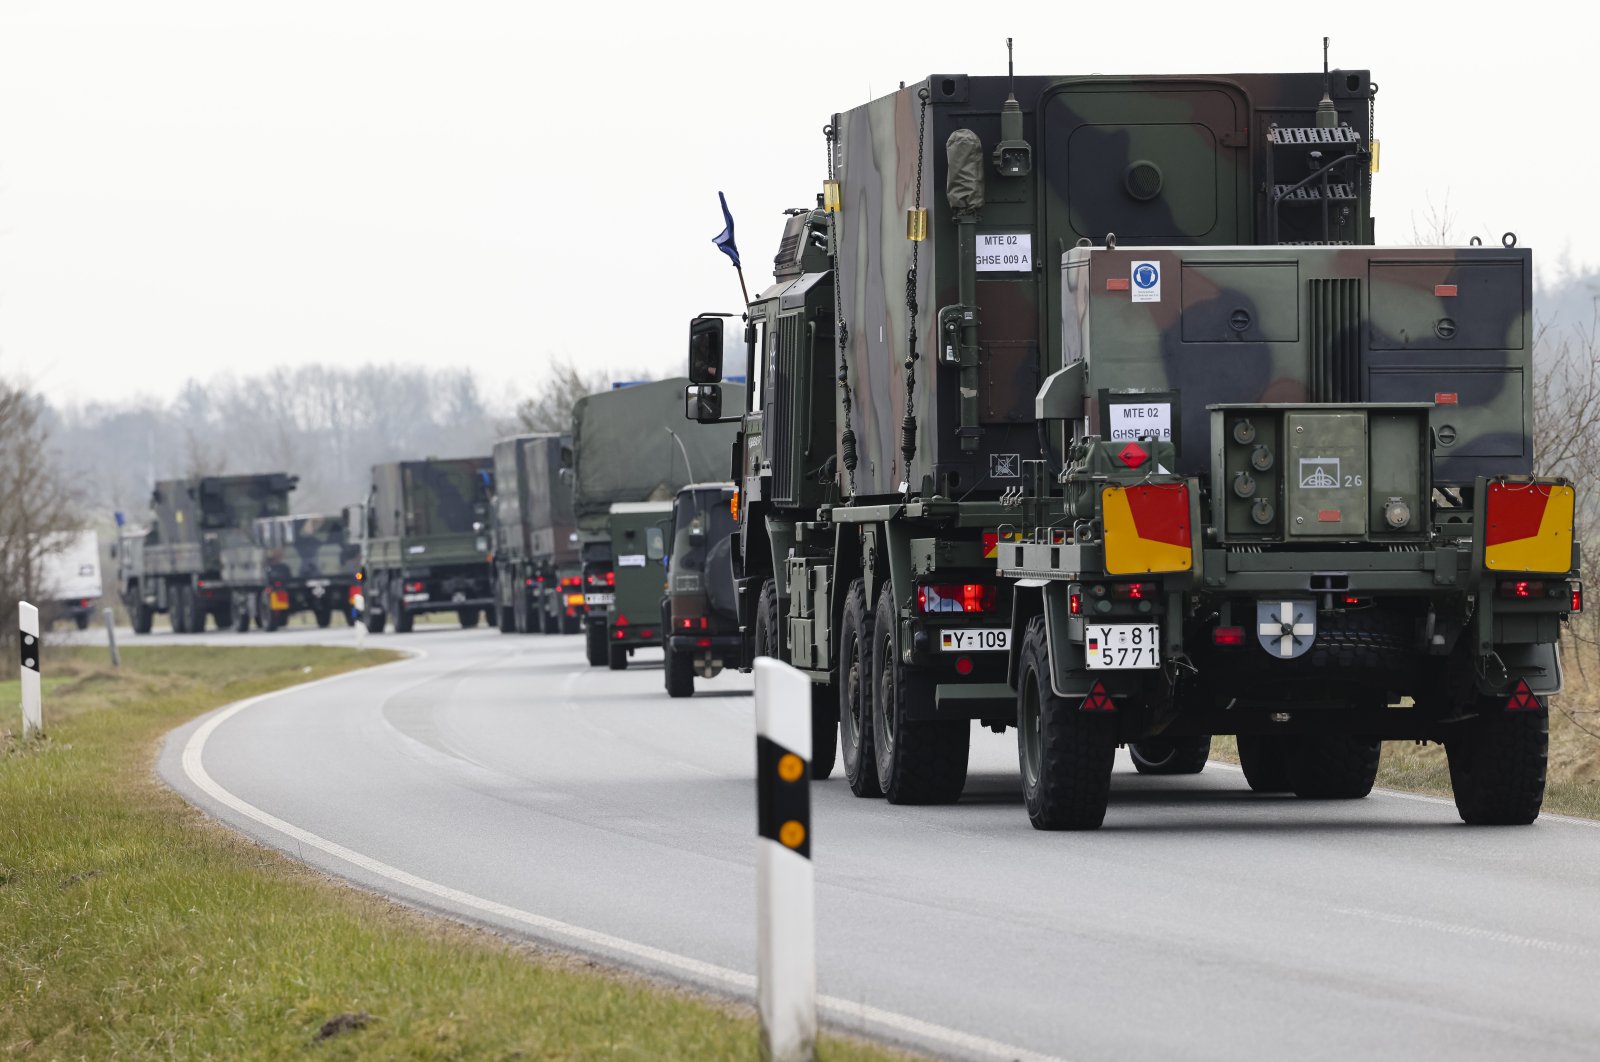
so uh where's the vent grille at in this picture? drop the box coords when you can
[1309,278,1362,403]
[771,314,805,504]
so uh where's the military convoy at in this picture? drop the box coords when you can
[360,457,495,633]
[567,379,743,667]
[491,434,582,634]
[687,58,1580,826]
[117,473,297,633]
[601,501,671,669]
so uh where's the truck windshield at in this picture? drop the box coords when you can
[672,489,736,571]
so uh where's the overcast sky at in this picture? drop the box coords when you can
[1,2,1592,408]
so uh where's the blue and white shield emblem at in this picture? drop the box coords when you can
[1256,600,1316,659]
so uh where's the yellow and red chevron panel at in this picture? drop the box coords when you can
[1484,480,1575,574]
[1101,483,1192,575]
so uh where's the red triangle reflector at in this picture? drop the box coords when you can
[1506,680,1541,711]
[1081,681,1116,712]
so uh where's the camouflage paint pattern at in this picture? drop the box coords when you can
[140,473,297,577]
[366,457,493,570]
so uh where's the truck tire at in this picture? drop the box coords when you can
[1016,616,1115,830]
[837,580,881,797]
[186,587,208,633]
[607,643,628,670]
[169,584,191,633]
[753,579,779,660]
[1236,734,1294,793]
[871,583,968,804]
[665,648,695,697]
[585,622,606,666]
[1446,700,1548,825]
[811,683,838,781]
[390,578,413,634]
[501,580,519,634]
[74,612,90,631]
[131,600,153,635]
[314,606,332,629]
[1130,736,1211,775]
[232,596,251,633]
[1289,736,1380,799]
[364,588,386,634]
[458,608,480,629]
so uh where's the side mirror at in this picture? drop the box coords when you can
[688,316,724,384]
[686,384,723,424]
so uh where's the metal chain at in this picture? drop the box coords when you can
[825,122,857,493]
[900,87,929,484]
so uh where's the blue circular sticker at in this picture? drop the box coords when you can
[1133,263,1159,289]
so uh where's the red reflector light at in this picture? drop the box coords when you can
[405,581,424,592]
[954,655,974,676]
[614,613,628,626]
[695,638,713,648]
[1574,585,1584,613]
[1342,595,1361,606]
[1081,681,1115,712]
[1069,593,1082,616]
[614,629,625,639]
[1435,392,1459,405]
[1212,626,1245,646]
[640,629,654,639]
[1318,509,1341,522]
[1434,284,1458,297]
[525,578,534,586]
[606,571,616,586]
[1106,277,1130,291]
[1506,679,1541,711]
[1499,579,1547,599]
[918,583,997,613]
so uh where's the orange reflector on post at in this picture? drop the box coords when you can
[1484,481,1575,574]
[1101,483,1191,574]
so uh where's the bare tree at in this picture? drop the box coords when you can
[0,376,78,650]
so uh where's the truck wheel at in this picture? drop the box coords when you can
[1289,736,1380,799]
[186,587,208,632]
[1446,699,1548,825]
[232,596,251,633]
[390,579,413,634]
[502,581,520,634]
[74,612,90,631]
[169,585,191,633]
[1129,737,1211,775]
[585,622,606,666]
[1236,734,1294,793]
[1016,616,1115,830]
[753,580,779,659]
[458,608,480,629]
[363,596,386,634]
[811,683,838,780]
[314,606,332,629]
[665,648,695,697]
[870,583,968,804]
[607,643,628,670]
[131,601,153,635]
[837,580,880,797]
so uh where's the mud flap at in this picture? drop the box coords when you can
[1489,641,1563,696]
[1042,582,1091,700]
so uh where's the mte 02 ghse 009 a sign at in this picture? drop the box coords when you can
[977,233,1033,272]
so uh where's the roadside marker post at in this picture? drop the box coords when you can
[754,657,816,1062]
[103,607,120,668]
[19,602,41,737]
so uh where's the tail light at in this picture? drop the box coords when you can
[953,655,974,676]
[565,593,584,606]
[679,616,709,630]
[1212,626,1245,647]
[917,583,998,613]
[1069,592,1082,616]
[405,581,425,593]
[1497,579,1570,601]
[695,637,713,648]
[1573,584,1584,613]
[607,571,616,587]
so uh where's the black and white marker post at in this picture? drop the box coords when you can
[19,602,41,737]
[754,657,816,1062]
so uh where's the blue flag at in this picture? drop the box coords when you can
[713,191,740,268]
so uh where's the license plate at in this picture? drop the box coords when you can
[939,628,1009,652]
[585,592,614,607]
[403,592,430,604]
[268,590,289,611]
[1086,624,1161,670]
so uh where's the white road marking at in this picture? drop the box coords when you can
[179,658,1064,1062]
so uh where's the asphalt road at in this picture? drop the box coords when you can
[104,620,1600,1061]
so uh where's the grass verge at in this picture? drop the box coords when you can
[0,646,908,1060]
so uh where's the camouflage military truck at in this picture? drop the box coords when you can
[220,511,361,631]
[687,56,1579,825]
[116,473,297,634]
[602,501,672,669]
[361,457,494,633]
[491,433,582,635]
[569,379,743,668]
[662,482,744,697]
